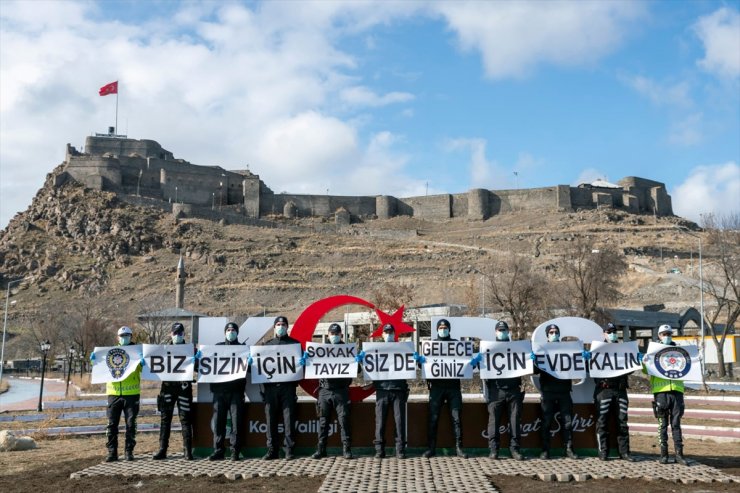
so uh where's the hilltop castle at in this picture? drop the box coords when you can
[61,133,673,222]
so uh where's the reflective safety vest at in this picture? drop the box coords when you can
[649,375,684,394]
[106,364,142,396]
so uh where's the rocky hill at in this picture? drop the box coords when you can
[0,166,711,359]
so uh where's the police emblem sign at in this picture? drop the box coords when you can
[643,341,701,381]
[90,345,142,384]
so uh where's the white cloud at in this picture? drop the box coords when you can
[573,168,611,186]
[693,7,740,79]
[620,75,693,108]
[432,1,645,79]
[340,86,414,107]
[672,162,740,222]
[444,138,524,189]
[666,113,704,147]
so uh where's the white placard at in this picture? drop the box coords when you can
[531,341,588,380]
[642,342,702,381]
[421,340,474,380]
[141,344,195,382]
[588,341,641,378]
[91,345,142,384]
[304,342,358,379]
[361,341,416,381]
[250,344,304,384]
[196,344,250,383]
[479,340,534,379]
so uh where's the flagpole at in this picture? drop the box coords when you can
[115,89,119,135]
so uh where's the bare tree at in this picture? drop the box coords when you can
[369,281,415,313]
[700,213,739,377]
[135,292,174,344]
[484,255,552,340]
[557,237,627,322]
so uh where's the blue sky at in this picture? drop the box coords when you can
[1,0,738,228]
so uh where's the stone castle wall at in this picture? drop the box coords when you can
[62,136,674,222]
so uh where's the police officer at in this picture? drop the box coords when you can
[311,323,353,460]
[261,316,301,460]
[535,323,577,459]
[650,325,687,465]
[105,326,142,462]
[153,322,194,460]
[593,322,633,461]
[484,321,524,460]
[372,323,409,459]
[424,319,468,458]
[208,321,246,461]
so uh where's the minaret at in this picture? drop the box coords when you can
[175,255,185,309]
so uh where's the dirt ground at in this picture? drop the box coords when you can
[0,433,738,493]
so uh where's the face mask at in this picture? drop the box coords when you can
[383,333,394,342]
[548,333,559,343]
[661,336,672,345]
[495,330,510,342]
[172,334,184,344]
[607,332,618,343]
[329,334,341,344]
[438,329,449,338]
[118,336,131,346]
[226,331,238,342]
[275,326,288,337]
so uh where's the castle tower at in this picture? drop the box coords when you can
[175,255,186,309]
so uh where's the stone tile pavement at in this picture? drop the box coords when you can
[70,454,740,493]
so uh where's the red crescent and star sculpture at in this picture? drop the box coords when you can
[289,295,416,402]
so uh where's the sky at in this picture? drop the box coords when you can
[1,0,738,229]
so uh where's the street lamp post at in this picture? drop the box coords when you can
[37,340,51,412]
[65,346,76,397]
[1,278,25,386]
[137,169,143,197]
[175,186,178,204]
[219,181,223,211]
[676,227,705,379]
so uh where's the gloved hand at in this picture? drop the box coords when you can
[192,349,202,363]
[413,352,427,364]
[637,352,644,363]
[530,351,536,361]
[247,354,254,366]
[354,350,366,363]
[582,350,592,361]
[140,357,146,367]
[299,351,309,367]
[89,351,96,362]
[470,353,483,367]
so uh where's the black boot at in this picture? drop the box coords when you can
[489,447,499,459]
[343,446,353,460]
[311,445,327,460]
[208,450,225,461]
[125,450,135,461]
[539,450,550,460]
[659,446,669,464]
[153,448,167,460]
[105,450,118,462]
[231,449,241,461]
[285,448,295,460]
[423,448,435,458]
[675,447,688,466]
[598,450,608,461]
[183,437,193,460]
[565,442,578,459]
[620,452,634,462]
[455,445,468,459]
[375,447,385,459]
[396,447,406,459]
[262,449,278,461]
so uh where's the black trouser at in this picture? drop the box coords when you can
[264,384,297,453]
[487,391,523,451]
[317,387,351,449]
[540,391,573,451]
[655,391,684,450]
[427,385,463,449]
[212,391,244,455]
[106,394,140,455]
[595,388,629,456]
[158,385,193,452]
[374,389,408,451]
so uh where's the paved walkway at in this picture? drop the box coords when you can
[70,454,740,493]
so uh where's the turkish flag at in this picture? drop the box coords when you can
[99,81,118,96]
